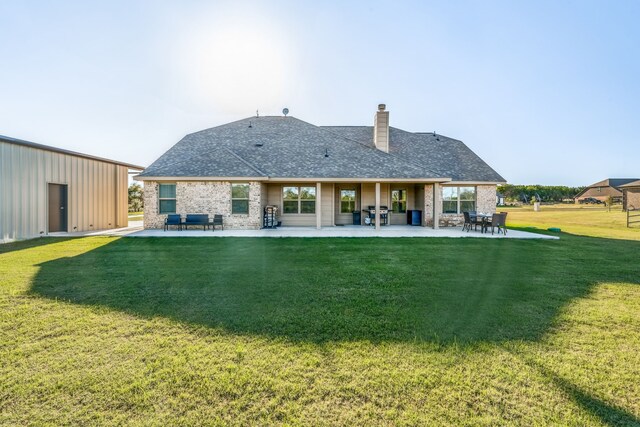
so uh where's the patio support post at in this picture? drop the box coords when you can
[375,182,381,231]
[433,182,440,229]
[316,182,322,230]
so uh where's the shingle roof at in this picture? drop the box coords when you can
[619,179,640,188]
[137,116,504,182]
[323,126,505,182]
[587,178,640,189]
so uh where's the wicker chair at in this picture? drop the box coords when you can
[484,213,507,235]
[462,211,473,232]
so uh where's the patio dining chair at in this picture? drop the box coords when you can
[484,213,507,235]
[462,211,473,232]
[500,212,508,235]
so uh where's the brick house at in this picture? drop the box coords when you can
[574,178,640,204]
[620,180,640,211]
[134,105,505,230]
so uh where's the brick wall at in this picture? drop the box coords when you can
[626,189,640,210]
[143,181,263,229]
[423,184,435,226]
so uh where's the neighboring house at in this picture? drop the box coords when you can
[135,105,505,230]
[0,135,143,243]
[620,180,640,211]
[574,178,640,204]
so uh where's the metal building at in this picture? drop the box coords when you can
[0,135,143,243]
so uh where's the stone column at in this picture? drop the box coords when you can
[433,182,440,229]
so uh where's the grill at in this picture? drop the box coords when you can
[363,205,389,226]
[263,205,279,229]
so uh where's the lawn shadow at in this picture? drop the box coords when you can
[0,237,77,254]
[511,351,640,426]
[28,235,640,344]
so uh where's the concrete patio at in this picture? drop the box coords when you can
[47,221,558,239]
[50,224,552,239]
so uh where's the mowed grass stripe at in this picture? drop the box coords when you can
[1,235,639,426]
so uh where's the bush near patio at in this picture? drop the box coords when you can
[1,233,639,426]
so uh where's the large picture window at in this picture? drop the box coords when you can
[283,186,316,214]
[391,189,407,213]
[442,186,476,214]
[231,183,250,214]
[159,183,176,214]
[340,189,356,213]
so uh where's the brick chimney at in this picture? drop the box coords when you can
[373,104,389,153]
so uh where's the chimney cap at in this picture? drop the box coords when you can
[378,104,386,111]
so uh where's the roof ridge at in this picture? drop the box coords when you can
[222,147,267,176]
[320,126,442,177]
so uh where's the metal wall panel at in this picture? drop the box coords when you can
[0,141,130,242]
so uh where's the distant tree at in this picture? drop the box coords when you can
[128,183,144,212]
[497,184,585,203]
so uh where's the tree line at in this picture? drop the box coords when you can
[128,183,144,212]
[497,184,585,203]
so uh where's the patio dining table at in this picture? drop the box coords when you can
[469,213,492,233]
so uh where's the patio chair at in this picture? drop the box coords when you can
[164,214,182,231]
[462,211,473,232]
[499,212,508,235]
[213,214,224,231]
[484,213,506,235]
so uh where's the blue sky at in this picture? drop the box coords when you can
[1,1,638,185]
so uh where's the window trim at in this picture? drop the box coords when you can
[282,185,316,215]
[231,183,250,215]
[340,189,357,214]
[158,183,177,214]
[391,189,407,214]
[442,186,476,214]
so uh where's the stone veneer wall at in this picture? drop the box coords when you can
[423,184,435,226]
[423,184,497,227]
[143,181,263,229]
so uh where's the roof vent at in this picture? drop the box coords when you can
[255,142,263,147]
[283,107,289,117]
[248,121,252,128]
[324,148,329,157]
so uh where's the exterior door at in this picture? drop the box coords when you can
[335,185,360,225]
[48,184,68,232]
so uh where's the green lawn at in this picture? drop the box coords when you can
[502,204,640,241]
[128,211,143,222]
[1,235,639,426]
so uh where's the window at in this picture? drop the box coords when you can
[442,186,476,214]
[459,187,476,213]
[442,187,458,214]
[391,189,407,213]
[231,183,250,214]
[159,183,176,214]
[282,186,316,214]
[340,189,356,213]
